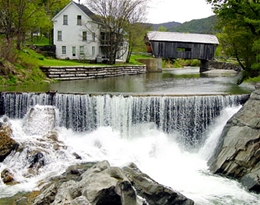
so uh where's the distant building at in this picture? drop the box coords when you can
[52,1,128,62]
[146,31,219,61]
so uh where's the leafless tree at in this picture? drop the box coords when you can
[86,0,148,64]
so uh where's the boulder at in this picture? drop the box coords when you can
[0,122,19,162]
[1,168,15,184]
[123,163,194,205]
[33,161,194,205]
[209,89,260,193]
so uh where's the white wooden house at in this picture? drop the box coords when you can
[52,0,128,62]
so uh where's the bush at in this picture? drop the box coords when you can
[0,39,17,64]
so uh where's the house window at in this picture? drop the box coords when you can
[62,46,66,54]
[63,15,68,25]
[92,46,95,57]
[92,32,95,42]
[77,15,82,25]
[72,46,76,56]
[80,46,84,55]
[82,31,87,41]
[58,31,62,41]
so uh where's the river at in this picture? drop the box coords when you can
[0,67,254,94]
[0,67,259,204]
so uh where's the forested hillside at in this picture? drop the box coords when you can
[150,15,218,34]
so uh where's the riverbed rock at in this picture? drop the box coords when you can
[33,161,194,205]
[1,168,14,184]
[0,122,19,162]
[123,163,194,205]
[209,89,260,193]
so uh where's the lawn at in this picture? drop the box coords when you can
[39,58,94,67]
[38,54,152,67]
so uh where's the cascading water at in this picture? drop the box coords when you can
[0,92,259,204]
[1,93,248,146]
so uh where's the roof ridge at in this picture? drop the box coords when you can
[74,2,101,22]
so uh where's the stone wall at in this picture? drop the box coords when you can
[208,60,242,72]
[40,65,146,80]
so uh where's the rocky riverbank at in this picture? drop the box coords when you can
[0,106,194,205]
[209,87,260,193]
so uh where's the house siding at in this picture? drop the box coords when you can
[52,2,128,62]
[53,2,100,60]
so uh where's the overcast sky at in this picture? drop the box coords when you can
[147,0,214,24]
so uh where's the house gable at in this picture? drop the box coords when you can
[52,1,98,23]
[52,1,128,62]
[53,1,101,60]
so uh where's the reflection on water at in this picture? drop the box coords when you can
[0,67,254,95]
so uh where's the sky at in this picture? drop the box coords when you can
[147,0,214,24]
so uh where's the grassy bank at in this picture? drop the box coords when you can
[0,45,152,86]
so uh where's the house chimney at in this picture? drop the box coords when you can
[78,0,80,3]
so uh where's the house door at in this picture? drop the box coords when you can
[72,46,76,57]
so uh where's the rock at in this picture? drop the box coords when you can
[123,163,194,205]
[1,168,14,184]
[208,60,242,72]
[209,89,260,192]
[33,161,194,205]
[0,123,19,162]
[29,152,45,169]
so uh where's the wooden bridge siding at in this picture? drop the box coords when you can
[150,41,216,60]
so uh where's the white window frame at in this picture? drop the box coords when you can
[63,15,68,25]
[77,15,82,25]
[57,31,62,41]
[92,32,95,42]
[72,46,76,57]
[62,46,66,55]
[80,46,84,56]
[92,46,95,57]
[82,31,87,41]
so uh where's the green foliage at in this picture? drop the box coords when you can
[170,15,219,34]
[150,16,219,34]
[162,59,200,68]
[0,0,70,49]
[27,36,50,46]
[128,54,152,64]
[207,0,260,82]
[158,26,168,32]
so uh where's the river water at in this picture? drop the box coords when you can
[0,67,254,94]
[0,67,259,204]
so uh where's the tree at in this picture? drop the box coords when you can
[0,0,70,49]
[158,26,168,32]
[86,0,148,64]
[207,0,260,82]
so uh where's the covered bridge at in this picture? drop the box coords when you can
[146,31,219,72]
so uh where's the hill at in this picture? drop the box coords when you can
[150,21,182,31]
[150,15,219,34]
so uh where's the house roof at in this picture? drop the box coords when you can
[52,1,101,23]
[75,2,101,22]
[147,31,219,45]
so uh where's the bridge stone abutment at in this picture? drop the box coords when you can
[200,60,209,73]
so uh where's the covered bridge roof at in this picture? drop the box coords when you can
[147,31,219,45]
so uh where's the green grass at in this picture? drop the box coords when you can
[39,58,93,66]
[128,54,153,64]
[26,36,50,46]
[39,54,151,67]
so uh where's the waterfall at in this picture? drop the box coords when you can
[1,92,260,205]
[0,92,249,146]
